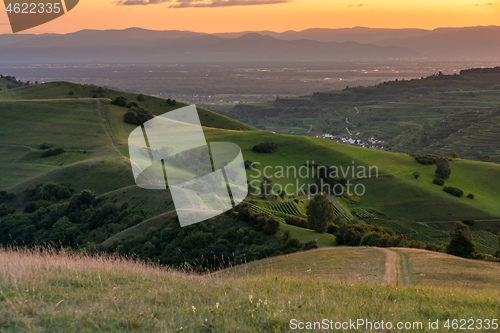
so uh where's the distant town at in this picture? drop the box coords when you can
[316,134,388,151]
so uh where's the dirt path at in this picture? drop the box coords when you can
[95,99,158,187]
[377,248,415,286]
[377,248,398,285]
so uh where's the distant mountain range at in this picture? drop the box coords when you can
[0,26,498,63]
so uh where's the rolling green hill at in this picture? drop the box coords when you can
[0,246,498,332]
[0,80,499,260]
[227,68,500,162]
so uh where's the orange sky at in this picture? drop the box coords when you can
[0,0,498,34]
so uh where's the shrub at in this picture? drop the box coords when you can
[41,148,65,158]
[252,142,278,154]
[24,202,37,213]
[0,203,14,217]
[432,178,445,186]
[462,220,475,226]
[326,224,339,235]
[443,186,463,197]
[285,216,308,229]
[244,160,254,169]
[304,241,318,250]
[137,94,145,101]
[39,142,51,150]
[111,96,128,107]
[262,218,280,235]
[28,182,71,202]
[124,108,154,125]
[127,101,140,109]
[467,193,475,199]
[0,191,15,204]
[415,155,436,165]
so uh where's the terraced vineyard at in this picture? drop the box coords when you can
[330,200,351,222]
[418,108,500,162]
[368,219,450,244]
[248,204,286,223]
[471,230,499,255]
[353,207,375,219]
[267,201,305,218]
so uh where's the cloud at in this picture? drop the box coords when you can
[116,0,291,7]
[347,3,363,7]
[116,0,169,5]
[170,0,290,8]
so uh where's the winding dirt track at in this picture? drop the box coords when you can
[377,247,398,285]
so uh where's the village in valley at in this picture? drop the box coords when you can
[316,133,388,150]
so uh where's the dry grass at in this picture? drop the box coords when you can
[397,248,500,289]
[0,246,499,332]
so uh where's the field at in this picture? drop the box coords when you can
[0,246,498,332]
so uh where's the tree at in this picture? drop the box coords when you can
[260,177,273,196]
[435,157,451,180]
[306,193,335,233]
[447,222,476,258]
[449,151,459,159]
[50,216,75,245]
[137,94,145,101]
[413,171,420,179]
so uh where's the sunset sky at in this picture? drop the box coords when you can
[0,0,498,34]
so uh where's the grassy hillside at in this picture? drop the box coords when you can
[0,80,499,255]
[0,247,498,332]
[227,69,500,162]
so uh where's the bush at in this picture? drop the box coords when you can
[252,142,278,154]
[124,108,154,125]
[244,160,254,169]
[127,101,140,109]
[28,182,71,202]
[467,193,475,199]
[39,142,51,150]
[111,96,128,107]
[285,216,308,229]
[326,224,339,234]
[0,191,15,204]
[41,148,65,158]
[415,155,436,165]
[443,186,464,197]
[304,241,318,250]
[462,220,475,226]
[24,202,37,213]
[432,178,445,186]
[137,94,145,101]
[262,218,280,235]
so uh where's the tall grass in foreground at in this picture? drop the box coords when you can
[0,246,498,332]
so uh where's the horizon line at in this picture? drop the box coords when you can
[1,24,499,36]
